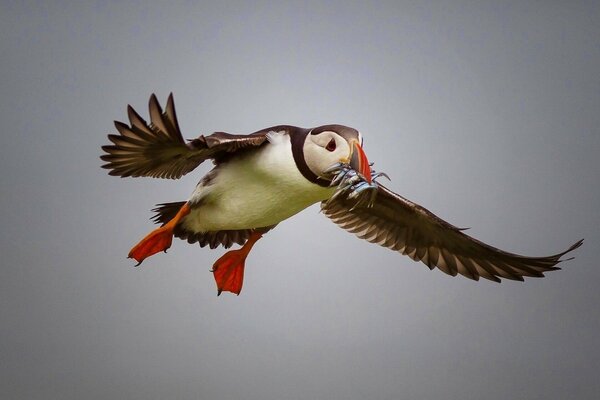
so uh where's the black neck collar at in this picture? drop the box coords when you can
[289,127,331,187]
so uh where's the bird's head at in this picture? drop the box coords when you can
[303,125,372,183]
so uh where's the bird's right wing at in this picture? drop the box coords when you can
[321,183,583,282]
[101,93,268,179]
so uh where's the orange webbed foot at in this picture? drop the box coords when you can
[212,249,248,295]
[128,226,174,265]
[127,203,190,265]
[212,232,262,296]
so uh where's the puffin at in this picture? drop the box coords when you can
[101,93,583,295]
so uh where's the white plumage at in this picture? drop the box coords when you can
[184,132,333,232]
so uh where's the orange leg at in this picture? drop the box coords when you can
[128,203,191,265]
[211,231,263,296]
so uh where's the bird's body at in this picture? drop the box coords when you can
[184,130,332,233]
[101,93,582,295]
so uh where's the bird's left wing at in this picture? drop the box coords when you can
[321,183,582,282]
[101,93,268,179]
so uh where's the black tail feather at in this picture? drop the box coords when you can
[151,201,187,226]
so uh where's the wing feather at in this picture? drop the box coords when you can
[321,183,583,282]
[101,93,270,179]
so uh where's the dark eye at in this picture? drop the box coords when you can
[326,138,336,152]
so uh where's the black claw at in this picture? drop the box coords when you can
[128,255,143,267]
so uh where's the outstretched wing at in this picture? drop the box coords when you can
[101,93,268,179]
[321,183,583,282]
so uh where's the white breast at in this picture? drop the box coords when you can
[182,132,333,232]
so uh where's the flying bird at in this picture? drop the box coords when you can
[101,94,582,295]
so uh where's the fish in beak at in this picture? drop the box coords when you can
[349,140,372,183]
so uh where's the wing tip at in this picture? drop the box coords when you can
[569,238,584,251]
[556,238,584,263]
[149,93,162,112]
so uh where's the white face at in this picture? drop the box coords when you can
[303,130,353,179]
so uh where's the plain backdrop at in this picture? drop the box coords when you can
[1,1,599,399]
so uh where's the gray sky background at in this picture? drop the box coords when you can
[1,1,599,399]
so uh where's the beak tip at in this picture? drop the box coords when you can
[350,141,372,183]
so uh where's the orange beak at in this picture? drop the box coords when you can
[349,140,372,183]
